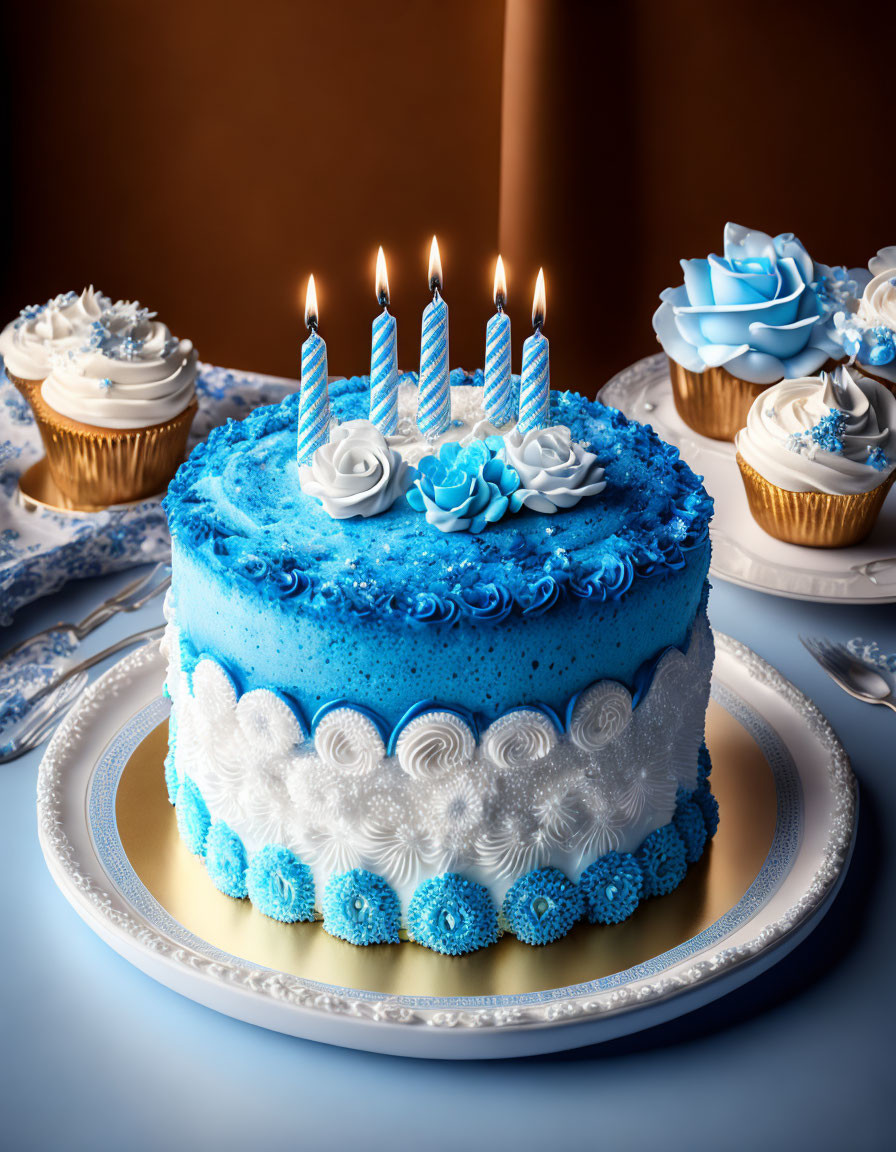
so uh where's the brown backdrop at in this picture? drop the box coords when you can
[3,0,895,394]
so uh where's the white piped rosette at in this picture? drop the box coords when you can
[568,681,633,751]
[236,689,306,757]
[482,708,558,768]
[299,419,411,518]
[395,710,476,781]
[314,707,385,776]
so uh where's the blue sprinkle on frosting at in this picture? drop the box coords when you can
[697,741,712,787]
[809,409,847,454]
[205,820,249,898]
[164,713,179,804]
[175,775,210,857]
[322,869,401,945]
[673,788,708,864]
[636,823,687,897]
[501,867,583,945]
[246,845,315,923]
[694,783,720,839]
[580,851,644,924]
[407,872,499,955]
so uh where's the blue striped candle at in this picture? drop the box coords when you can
[370,309,398,433]
[297,329,329,463]
[518,329,549,432]
[484,311,512,426]
[518,268,550,433]
[417,236,450,439]
[369,247,399,434]
[297,275,329,465]
[484,254,513,426]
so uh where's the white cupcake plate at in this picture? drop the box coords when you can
[600,353,896,604]
[36,634,855,1060]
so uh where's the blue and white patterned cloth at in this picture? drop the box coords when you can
[0,362,294,625]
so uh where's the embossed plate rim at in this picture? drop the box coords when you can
[36,635,856,1058]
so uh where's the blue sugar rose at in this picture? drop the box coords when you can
[406,438,520,533]
[653,222,843,384]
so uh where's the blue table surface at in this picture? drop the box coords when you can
[0,567,892,1152]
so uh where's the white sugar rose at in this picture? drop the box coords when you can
[503,425,606,513]
[299,419,411,519]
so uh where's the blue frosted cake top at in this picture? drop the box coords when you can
[164,370,713,625]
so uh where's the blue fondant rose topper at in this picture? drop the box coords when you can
[406,438,519,533]
[407,428,607,534]
[653,222,855,384]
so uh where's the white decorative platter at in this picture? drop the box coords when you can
[37,634,855,1059]
[600,354,896,604]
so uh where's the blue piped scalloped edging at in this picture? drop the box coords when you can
[168,744,717,955]
[176,598,705,750]
[164,369,713,627]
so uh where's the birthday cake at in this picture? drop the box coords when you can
[161,369,717,954]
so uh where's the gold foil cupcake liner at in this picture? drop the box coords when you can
[667,358,770,441]
[5,369,46,392]
[736,453,895,548]
[12,377,196,511]
[667,358,843,443]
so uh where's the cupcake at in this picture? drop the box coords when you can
[653,223,844,441]
[735,367,896,547]
[19,301,198,510]
[0,288,111,390]
[832,246,896,396]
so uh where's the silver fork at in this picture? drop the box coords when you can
[0,563,170,667]
[801,635,896,714]
[0,672,89,764]
[0,624,165,764]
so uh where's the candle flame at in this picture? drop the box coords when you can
[493,255,507,308]
[531,267,546,329]
[304,274,319,330]
[375,246,390,307]
[428,235,443,294]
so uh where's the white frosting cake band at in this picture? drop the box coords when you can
[162,609,714,914]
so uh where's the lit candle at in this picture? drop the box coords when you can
[417,235,450,439]
[369,246,399,435]
[297,274,330,465]
[484,254,513,426]
[518,268,550,433]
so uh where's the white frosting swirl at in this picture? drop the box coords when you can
[235,689,304,757]
[482,710,557,768]
[735,368,896,494]
[868,246,896,279]
[314,708,385,775]
[502,425,606,512]
[40,304,197,429]
[859,268,896,332]
[299,419,411,518]
[395,711,475,781]
[855,248,896,383]
[0,288,110,381]
[569,681,633,751]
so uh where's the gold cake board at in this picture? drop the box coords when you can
[116,700,775,999]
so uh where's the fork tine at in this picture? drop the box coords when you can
[0,672,88,764]
[817,639,853,675]
[121,574,171,613]
[105,567,159,606]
